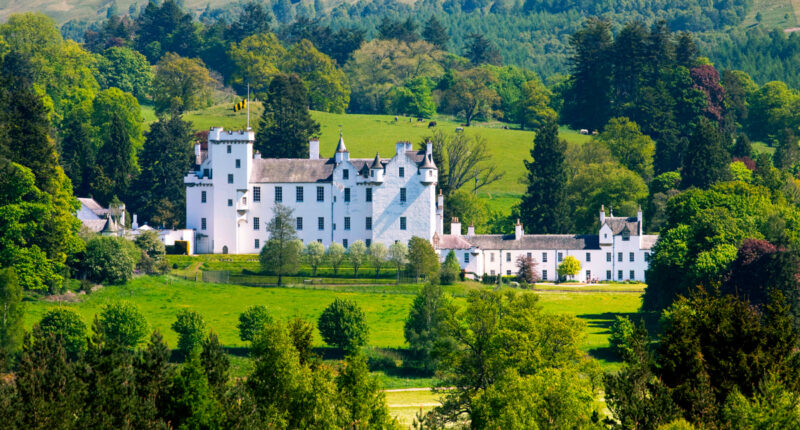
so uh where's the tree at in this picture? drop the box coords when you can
[134,230,166,259]
[464,33,501,65]
[389,242,408,284]
[368,242,388,276]
[445,190,490,233]
[259,204,302,285]
[440,251,460,285]
[166,350,221,428]
[34,308,88,360]
[92,112,137,204]
[132,115,193,228]
[731,133,752,159]
[596,117,655,180]
[227,33,286,97]
[96,302,149,348]
[303,241,325,276]
[0,268,23,362]
[326,242,346,276]
[226,2,272,43]
[722,376,800,428]
[562,18,613,131]
[317,298,369,352]
[255,74,320,159]
[746,81,799,143]
[238,305,273,343]
[96,47,153,100]
[682,117,730,189]
[59,107,95,197]
[565,162,648,233]
[515,78,557,130]
[407,236,441,283]
[773,128,799,170]
[558,255,581,280]
[422,16,449,49]
[422,131,504,197]
[281,39,350,113]
[441,67,500,126]
[287,317,314,365]
[200,330,230,397]
[171,309,207,355]
[346,240,367,277]
[135,0,200,61]
[516,254,540,284]
[387,77,436,118]
[377,17,419,43]
[335,353,395,428]
[83,236,139,285]
[520,119,570,233]
[152,52,215,115]
[404,283,451,370]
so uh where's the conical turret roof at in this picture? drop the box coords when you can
[370,152,382,169]
[336,132,348,153]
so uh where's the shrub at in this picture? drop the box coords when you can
[237,305,272,342]
[35,308,88,360]
[96,302,149,348]
[318,298,368,352]
[83,236,139,284]
[439,250,460,285]
[172,309,207,354]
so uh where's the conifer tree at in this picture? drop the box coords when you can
[773,128,799,170]
[0,268,23,365]
[519,119,569,233]
[94,112,136,204]
[59,109,95,197]
[562,18,613,131]
[200,330,230,398]
[681,118,729,189]
[422,16,449,49]
[255,74,320,158]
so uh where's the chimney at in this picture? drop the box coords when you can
[132,213,139,230]
[600,205,605,224]
[254,151,262,160]
[437,189,444,209]
[467,223,475,236]
[514,219,523,240]
[405,142,413,152]
[194,143,201,165]
[451,217,461,236]
[637,205,643,235]
[396,142,406,155]
[425,140,433,156]
[309,138,319,160]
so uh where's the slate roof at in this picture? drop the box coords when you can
[82,219,108,233]
[641,235,658,250]
[438,234,601,251]
[433,233,473,250]
[77,197,108,217]
[603,217,640,235]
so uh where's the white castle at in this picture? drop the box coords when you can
[184,128,655,282]
[184,128,440,254]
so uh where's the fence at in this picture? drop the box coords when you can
[175,270,424,287]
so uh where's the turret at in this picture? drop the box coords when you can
[334,133,349,163]
[369,152,384,182]
[419,140,437,184]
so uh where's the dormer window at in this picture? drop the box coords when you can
[622,230,630,241]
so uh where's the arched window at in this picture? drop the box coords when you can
[222,245,229,254]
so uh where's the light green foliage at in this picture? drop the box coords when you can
[404,283,451,370]
[96,46,153,100]
[96,301,149,348]
[368,242,389,276]
[335,353,396,428]
[0,268,23,360]
[747,81,800,142]
[152,52,215,115]
[259,204,301,285]
[303,241,325,276]
[326,242,346,275]
[609,316,636,361]
[167,350,222,428]
[228,33,286,98]
[566,162,648,233]
[91,87,145,153]
[237,305,272,343]
[657,419,696,430]
[171,308,207,354]
[514,78,557,130]
[558,255,581,279]
[317,298,369,352]
[346,240,368,277]
[282,39,350,114]
[83,236,139,285]
[389,241,408,283]
[407,236,441,283]
[35,308,87,360]
[287,317,314,365]
[387,76,436,118]
[440,67,500,126]
[722,376,800,428]
[693,243,738,286]
[439,251,460,285]
[596,117,655,180]
[134,230,166,259]
[445,190,490,233]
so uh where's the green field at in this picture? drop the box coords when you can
[742,0,799,28]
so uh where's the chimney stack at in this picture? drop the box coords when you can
[451,217,461,236]
[467,223,475,236]
[309,138,320,160]
[514,219,523,240]
[600,205,606,224]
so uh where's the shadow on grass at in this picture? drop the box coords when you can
[170,346,252,363]
[576,311,661,364]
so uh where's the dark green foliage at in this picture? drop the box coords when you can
[439,250,460,285]
[520,119,569,233]
[134,230,166,259]
[335,353,395,428]
[135,0,201,62]
[731,133,752,158]
[0,268,23,363]
[317,298,369,353]
[773,128,799,171]
[255,74,320,159]
[422,16,449,49]
[464,33,501,65]
[166,350,222,429]
[562,18,612,131]
[136,329,174,424]
[95,46,153,100]
[200,330,230,397]
[35,308,88,360]
[132,115,193,229]
[377,17,419,43]
[237,305,273,343]
[287,317,314,365]
[171,309,207,355]
[83,236,138,285]
[681,118,729,189]
[404,283,451,370]
[226,2,272,43]
[58,109,94,197]
[259,204,302,285]
[406,236,441,283]
[96,302,149,349]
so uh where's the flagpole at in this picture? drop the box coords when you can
[246,83,250,130]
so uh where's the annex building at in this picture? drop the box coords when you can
[434,207,657,282]
[184,128,441,254]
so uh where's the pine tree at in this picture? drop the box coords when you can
[80,335,143,428]
[135,330,174,425]
[562,18,613,131]
[422,16,449,49]
[731,132,752,158]
[519,119,569,233]
[773,128,799,170]
[0,268,23,366]
[94,112,136,204]
[255,74,320,158]
[682,118,730,189]
[200,330,230,398]
[59,109,95,197]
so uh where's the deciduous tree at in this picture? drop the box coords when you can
[152,52,215,115]
[404,283,451,370]
[96,302,149,349]
[259,204,302,285]
[407,236,441,283]
[368,242,388,276]
[318,298,369,353]
[303,241,325,276]
[171,309,206,355]
[440,67,500,126]
[237,305,273,343]
[346,240,367,277]
[326,242,346,275]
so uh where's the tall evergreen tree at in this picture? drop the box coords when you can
[59,109,95,197]
[464,33,501,65]
[255,74,320,158]
[773,128,799,170]
[681,118,729,189]
[200,330,230,398]
[422,16,449,49]
[0,268,23,366]
[562,18,613,131]
[135,330,174,425]
[93,112,136,204]
[519,119,569,233]
[133,115,193,227]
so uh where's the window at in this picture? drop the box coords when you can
[630,270,635,280]
[201,191,207,203]
[586,270,591,280]
[366,217,372,230]
[227,199,233,207]
[464,253,469,263]
[542,270,547,280]
[253,217,260,230]
[622,230,630,241]
[506,252,511,262]
[203,168,210,178]
[366,239,371,247]
[606,252,612,262]
[227,174,233,184]
[317,239,323,243]
[344,217,351,230]
[400,188,406,202]
[255,239,260,249]
[527,252,532,258]
[235,159,241,168]
[344,188,350,202]
[400,217,407,230]
[343,239,348,248]
[253,186,261,202]
[366,188,372,202]
[542,253,548,263]
[586,252,591,262]
[243,197,246,205]
[343,169,349,180]
[490,253,495,262]
[318,217,324,230]
[201,218,206,230]
[617,252,624,262]
[506,270,511,275]
[399,167,405,177]
[296,217,303,230]
[644,252,650,262]
[618,270,623,280]
[227,145,231,153]
[558,252,563,262]
[606,270,611,280]
[275,186,282,202]
[629,252,635,262]
[296,186,304,202]
[317,186,324,202]
[491,270,496,276]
